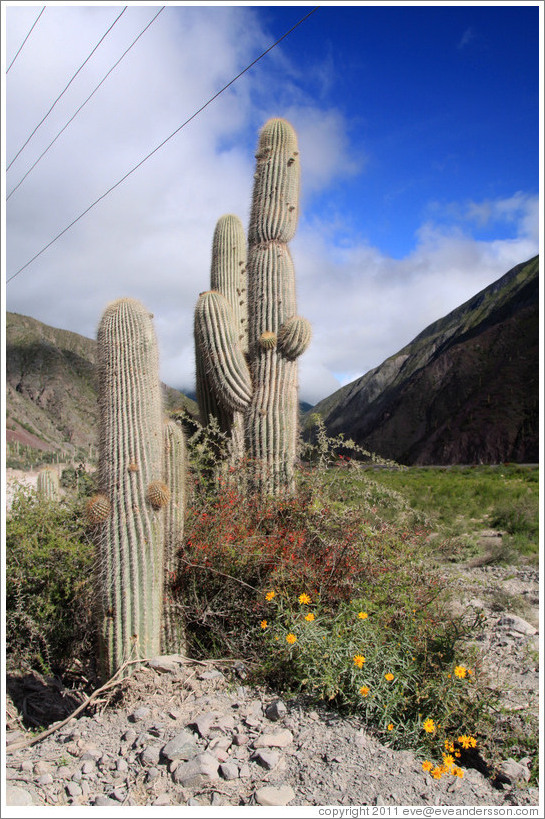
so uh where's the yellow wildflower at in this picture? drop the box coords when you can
[442,754,455,769]
[305,612,315,622]
[298,593,311,604]
[265,591,275,602]
[384,673,394,681]
[431,767,443,779]
[358,611,368,619]
[387,723,394,731]
[444,740,455,753]
[423,718,435,733]
[458,735,475,749]
[359,685,369,697]
[422,761,433,772]
[453,766,464,778]
[286,633,297,645]
[353,654,366,668]
[260,620,268,629]
[454,665,467,679]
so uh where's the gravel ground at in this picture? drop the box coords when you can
[5,553,540,812]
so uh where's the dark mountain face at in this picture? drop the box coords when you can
[5,312,197,457]
[307,256,539,465]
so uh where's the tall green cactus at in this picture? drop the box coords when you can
[194,118,311,495]
[37,468,60,500]
[195,214,248,465]
[93,298,166,678]
[246,118,311,493]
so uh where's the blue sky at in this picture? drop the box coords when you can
[3,2,541,403]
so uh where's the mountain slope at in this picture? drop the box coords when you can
[307,256,539,465]
[5,312,198,459]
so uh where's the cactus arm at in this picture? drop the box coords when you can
[277,315,312,360]
[194,290,252,413]
[210,214,248,354]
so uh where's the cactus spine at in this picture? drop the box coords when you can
[195,214,248,465]
[37,468,60,500]
[94,298,165,678]
[162,418,187,654]
[246,118,311,494]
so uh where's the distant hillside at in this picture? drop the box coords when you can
[306,256,539,465]
[5,312,198,462]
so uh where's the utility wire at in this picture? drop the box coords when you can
[6,6,127,172]
[6,6,46,74]
[7,7,165,201]
[6,7,319,285]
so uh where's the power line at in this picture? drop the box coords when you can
[6,7,319,286]
[7,7,165,201]
[6,6,127,172]
[6,6,46,74]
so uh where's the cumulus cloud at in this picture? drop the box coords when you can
[294,194,539,404]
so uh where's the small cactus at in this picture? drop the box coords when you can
[37,468,60,500]
[146,481,171,510]
[86,494,111,525]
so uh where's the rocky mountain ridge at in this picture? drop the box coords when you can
[306,256,539,465]
[5,312,197,461]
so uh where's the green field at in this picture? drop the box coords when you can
[321,463,539,565]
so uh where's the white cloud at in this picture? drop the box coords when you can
[294,194,539,404]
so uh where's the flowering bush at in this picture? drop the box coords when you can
[170,435,496,772]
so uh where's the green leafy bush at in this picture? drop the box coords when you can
[6,485,95,675]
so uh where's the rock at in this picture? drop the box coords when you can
[254,729,293,748]
[161,730,198,761]
[496,758,531,784]
[129,707,150,723]
[265,699,287,721]
[66,781,82,798]
[37,773,54,785]
[141,745,162,766]
[189,711,218,737]
[220,761,239,780]
[5,730,26,746]
[233,733,249,746]
[198,670,224,680]
[122,728,137,743]
[252,749,280,770]
[148,655,183,674]
[172,752,220,787]
[497,615,537,636]
[153,794,174,805]
[6,785,35,805]
[94,795,119,806]
[216,714,235,732]
[239,763,251,778]
[255,785,295,806]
